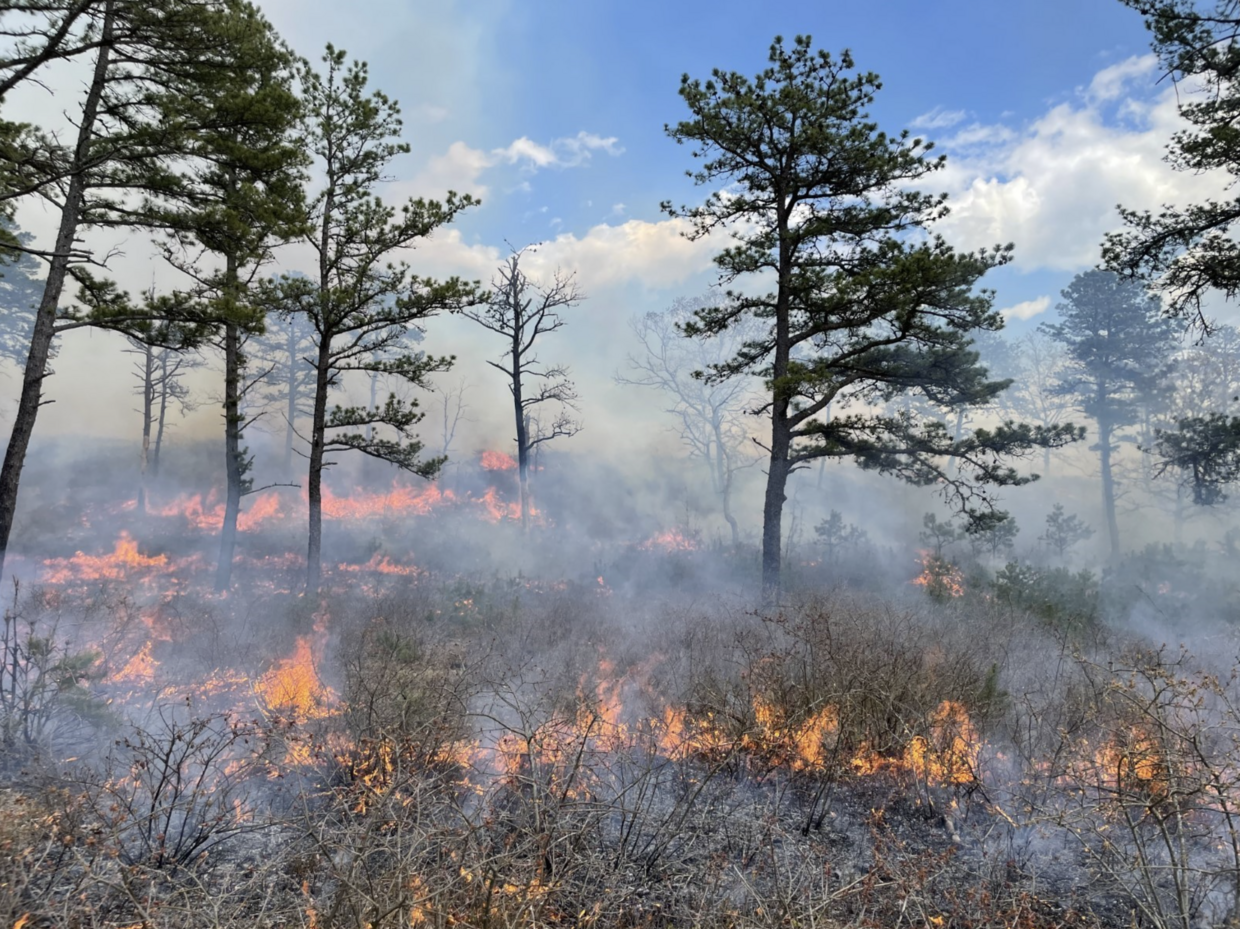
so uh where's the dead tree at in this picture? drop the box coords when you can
[618,296,758,545]
[462,249,583,530]
[127,331,201,510]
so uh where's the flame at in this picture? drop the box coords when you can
[113,641,158,684]
[480,449,517,470]
[336,553,421,577]
[42,532,170,584]
[640,528,699,552]
[912,550,964,598]
[320,482,455,520]
[903,701,980,786]
[151,490,286,532]
[255,631,336,722]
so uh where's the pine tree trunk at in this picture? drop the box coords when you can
[761,217,793,605]
[1098,417,1121,557]
[0,4,113,578]
[761,401,792,603]
[306,337,331,595]
[138,344,154,513]
[216,316,243,592]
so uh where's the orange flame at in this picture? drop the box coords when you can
[42,532,171,584]
[320,482,455,520]
[640,528,699,553]
[480,450,517,470]
[912,550,964,598]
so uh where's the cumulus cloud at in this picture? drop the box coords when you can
[932,56,1230,273]
[404,131,623,200]
[999,295,1051,321]
[405,216,717,293]
[1085,54,1158,103]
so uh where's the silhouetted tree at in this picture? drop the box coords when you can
[619,295,758,545]
[153,1,306,592]
[461,248,582,531]
[1041,270,1177,556]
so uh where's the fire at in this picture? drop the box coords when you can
[480,449,517,470]
[640,528,700,552]
[42,532,172,584]
[476,485,529,522]
[903,701,980,786]
[912,550,964,598]
[320,481,455,520]
[1090,729,1169,799]
[336,553,421,577]
[112,641,158,684]
[750,695,840,771]
[255,634,336,721]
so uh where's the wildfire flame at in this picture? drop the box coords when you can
[480,449,517,470]
[42,532,172,584]
[912,550,964,598]
[640,528,700,553]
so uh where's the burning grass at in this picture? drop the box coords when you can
[7,517,1240,928]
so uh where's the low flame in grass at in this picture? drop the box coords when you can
[42,532,171,584]
[112,641,158,684]
[640,528,700,553]
[904,701,980,786]
[320,482,455,520]
[912,550,964,598]
[336,553,421,577]
[480,449,517,471]
[476,486,530,522]
[1090,730,1169,799]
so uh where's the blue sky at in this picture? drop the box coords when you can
[15,0,1227,447]
[253,0,1181,327]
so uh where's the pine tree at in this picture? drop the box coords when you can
[664,35,1080,600]
[0,0,266,578]
[275,46,482,595]
[152,0,307,592]
[1041,270,1177,556]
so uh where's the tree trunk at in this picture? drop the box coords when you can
[761,398,793,603]
[0,5,112,578]
[138,343,154,513]
[761,205,794,605]
[513,319,529,533]
[516,409,530,533]
[153,351,170,479]
[306,336,331,594]
[713,420,739,546]
[1098,417,1120,558]
[215,315,242,592]
[947,408,966,476]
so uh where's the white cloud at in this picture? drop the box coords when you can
[403,216,718,293]
[911,106,968,130]
[1085,54,1158,103]
[932,56,1230,273]
[491,131,623,170]
[407,140,494,198]
[1000,295,1051,321]
[404,131,623,200]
